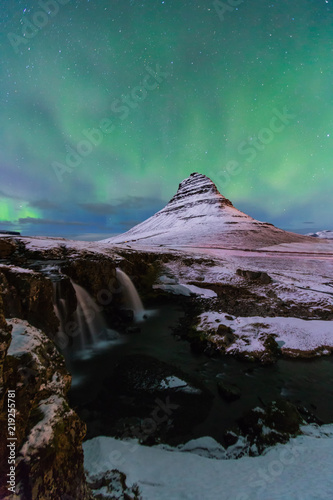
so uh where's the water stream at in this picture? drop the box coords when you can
[68,303,333,444]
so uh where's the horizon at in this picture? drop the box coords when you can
[1,170,332,240]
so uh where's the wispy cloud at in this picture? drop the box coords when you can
[78,202,119,215]
[28,199,60,210]
[18,217,91,227]
[79,196,164,215]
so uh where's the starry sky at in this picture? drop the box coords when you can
[0,0,332,239]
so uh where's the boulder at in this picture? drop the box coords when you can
[217,324,236,347]
[87,469,141,500]
[237,399,303,453]
[236,268,272,284]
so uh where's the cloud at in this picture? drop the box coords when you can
[28,200,60,210]
[79,196,164,215]
[115,196,164,210]
[0,220,15,226]
[0,190,21,200]
[18,217,91,226]
[78,203,119,215]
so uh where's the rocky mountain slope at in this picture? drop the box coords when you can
[103,173,318,249]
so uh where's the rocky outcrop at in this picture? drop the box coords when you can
[0,266,59,335]
[0,238,17,259]
[0,317,91,500]
[236,399,303,454]
[0,293,12,410]
[236,268,272,284]
[61,257,117,301]
[87,469,142,499]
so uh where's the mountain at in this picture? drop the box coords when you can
[307,230,333,239]
[102,173,318,249]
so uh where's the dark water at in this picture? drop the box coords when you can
[68,304,333,443]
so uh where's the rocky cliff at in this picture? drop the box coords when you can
[0,310,92,499]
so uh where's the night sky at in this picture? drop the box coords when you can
[1,0,332,239]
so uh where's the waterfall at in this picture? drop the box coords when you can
[51,266,145,361]
[71,281,109,350]
[116,268,144,320]
[53,280,67,336]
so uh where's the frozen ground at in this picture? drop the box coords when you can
[3,233,333,357]
[198,311,333,356]
[84,423,333,500]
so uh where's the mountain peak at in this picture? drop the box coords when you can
[167,172,234,211]
[102,173,314,249]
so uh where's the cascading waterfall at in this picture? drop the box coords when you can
[71,280,109,350]
[51,266,145,360]
[53,280,68,336]
[116,268,144,320]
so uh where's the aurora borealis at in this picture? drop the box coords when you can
[0,0,332,239]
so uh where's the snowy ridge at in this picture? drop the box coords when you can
[307,230,333,239]
[102,173,317,249]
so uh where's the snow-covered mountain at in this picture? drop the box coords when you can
[307,230,333,239]
[102,173,318,249]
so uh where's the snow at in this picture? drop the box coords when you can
[160,376,188,389]
[7,318,69,394]
[198,312,333,354]
[20,395,71,457]
[83,423,333,500]
[101,173,315,249]
[153,283,217,298]
[0,264,37,274]
[7,319,43,356]
[159,376,202,394]
[307,230,333,239]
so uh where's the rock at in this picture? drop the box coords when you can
[120,309,134,322]
[0,266,59,335]
[236,268,272,284]
[217,324,236,347]
[217,381,241,402]
[0,294,12,409]
[0,319,92,500]
[237,399,303,452]
[0,238,17,258]
[126,326,141,334]
[223,429,239,447]
[61,257,117,302]
[87,469,141,500]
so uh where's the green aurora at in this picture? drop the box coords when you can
[0,0,332,238]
